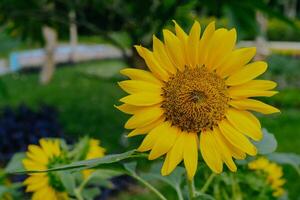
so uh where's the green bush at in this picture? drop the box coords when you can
[267,18,300,41]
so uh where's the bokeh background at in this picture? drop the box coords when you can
[0,0,299,199]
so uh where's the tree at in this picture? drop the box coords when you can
[0,0,296,68]
[0,0,196,67]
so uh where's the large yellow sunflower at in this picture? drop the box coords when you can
[23,139,69,200]
[248,157,285,197]
[116,20,279,179]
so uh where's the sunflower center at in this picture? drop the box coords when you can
[47,155,69,192]
[161,66,229,133]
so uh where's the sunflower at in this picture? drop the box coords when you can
[116,20,279,179]
[82,139,106,179]
[248,157,285,197]
[23,139,69,200]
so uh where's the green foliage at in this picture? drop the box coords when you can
[7,127,296,200]
[268,153,300,176]
[266,54,300,88]
[267,19,300,41]
[253,129,278,155]
[4,153,25,173]
[194,0,296,40]
[0,60,128,153]
[0,168,23,199]
[0,0,69,43]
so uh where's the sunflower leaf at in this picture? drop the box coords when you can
[82,188,101,200]
[124,162,168,200]
[139,162,185,200]
[4,153,26,173]
[9,149,138,174]
[58,171,76,195]
[253,128,277,155]
[267,152,300,176]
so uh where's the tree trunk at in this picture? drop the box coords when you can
[283,0,297,19]
[255,11,270,61]
[69,10,78,63]
[40,26,57,84]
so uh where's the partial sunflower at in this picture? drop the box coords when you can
[82,139,106,179]
[248,157,285,197]
[116,20,279,179]
[23,139,69,200]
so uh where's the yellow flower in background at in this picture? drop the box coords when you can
[82,139,106,179]
[23,139,69,200]
[248,157,285,197]
[116,20,279,179]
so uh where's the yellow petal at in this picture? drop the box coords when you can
[23,159,46,171]
[214,127,246,160]
[198,21,215,65]
[46,140,60,157]
[242,111,261,129]
[226,61,267,86]
[229,99,280,114]
[200,130,223,173]
[25,176,48,192]
[120,68,161,85]
[39,139,53,157]
[148,122,179,160]
[33,187,55,200]
[114,104,142,115]
[172,21,188,66]
[216,47,256,78]
[226,108,262,141]
[127,117,165,137]
[27,145,48,164]
[163,29,186,71]
[218,120,257,156]
[118,80,161,94]
[229,80,277,91]
[212,128,237,172]
[120,92,163,106]
[153,35,177,74]
[161,132,186,176]
[183,133,199,179]
[173,20,188,41]
[125,106,164,129]
[24,174,46,185]
[137,123,164,152]
[212,28,237,70]
[228,89,278,98]
[26,152,48,165]
[187,21,201,67]
[135,45,169,81]
[205,28,229,69]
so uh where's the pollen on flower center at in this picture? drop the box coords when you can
[161,66,229,133]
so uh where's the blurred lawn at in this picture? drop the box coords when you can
[0,60,129,153]
[0,59,299,199]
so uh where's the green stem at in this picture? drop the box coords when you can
[230,173,242,200]
[74,188,84,200]
[175,186,184,200]
[74,174,93,200]
[187,176,196,200]
[130,173,167,200]
[200,173,216,194]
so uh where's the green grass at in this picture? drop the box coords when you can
[0,59,299,199]
[261,109,300,154]
[0,60,130,153]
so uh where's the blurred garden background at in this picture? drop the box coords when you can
[0,0,300,199]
